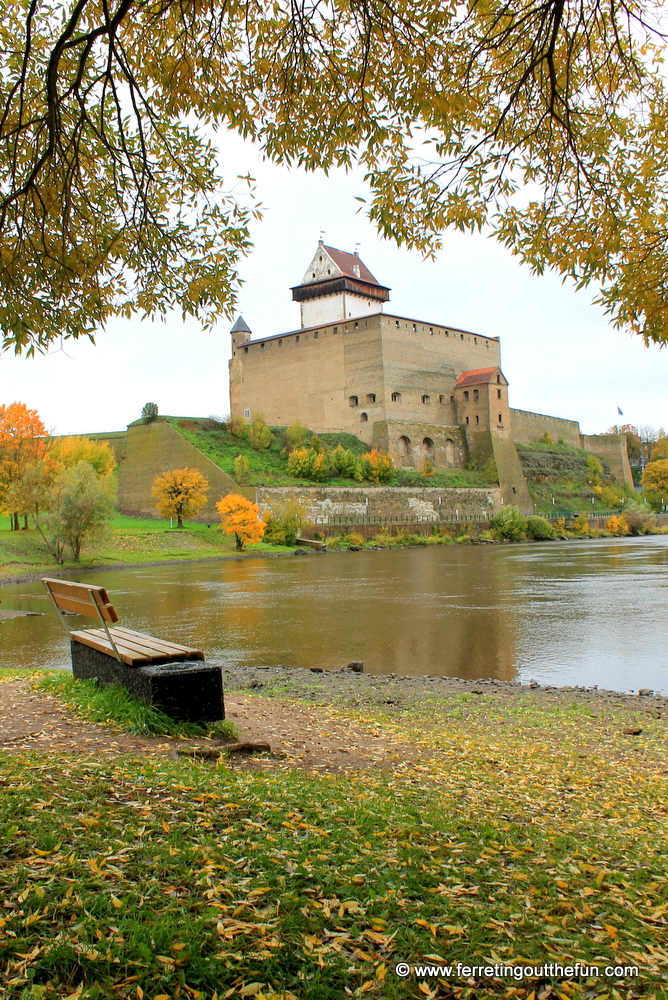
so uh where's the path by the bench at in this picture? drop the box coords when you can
[0,678,417,773]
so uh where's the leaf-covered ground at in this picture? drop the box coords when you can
[0,675,666,1000]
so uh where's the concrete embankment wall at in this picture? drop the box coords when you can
[256,485,503,524]
[510,408,582,449]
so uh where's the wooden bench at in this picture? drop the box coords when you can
[42,578,224,722]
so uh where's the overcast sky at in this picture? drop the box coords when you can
[2,130,667,437]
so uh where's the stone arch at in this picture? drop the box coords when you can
[398,435,412,461]
[422,437,435,459]
[360,411,369,422]
[444,439,456,466]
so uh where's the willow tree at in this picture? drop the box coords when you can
[2,0,668,354]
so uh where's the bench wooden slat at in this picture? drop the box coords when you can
[44,576,205,667]
[69,630,158,666]
[111,627,204,660]
[42,578,119,623]
[81,629,173,663]
[83,628,203,663]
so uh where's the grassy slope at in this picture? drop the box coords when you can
[168,418,488,490]
[517,442,636,515]
[0,514,294,583]
[0,671,666,1000]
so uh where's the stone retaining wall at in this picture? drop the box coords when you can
[255,485,503,523]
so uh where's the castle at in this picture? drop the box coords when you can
[229,242,632,510]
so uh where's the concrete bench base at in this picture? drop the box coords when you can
[71,641,224,722]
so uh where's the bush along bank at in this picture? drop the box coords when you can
[301,506,668,549]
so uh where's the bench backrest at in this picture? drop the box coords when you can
[42,578,119,623]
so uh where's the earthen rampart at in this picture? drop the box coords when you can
[117,421,240,522]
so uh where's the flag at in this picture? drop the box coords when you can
[617,406,623,416]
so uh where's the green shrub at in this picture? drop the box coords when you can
[526,514,556,539]
[263,499,305,546]
[287,447,330,481]
[248,414,273,451]
[284,421,309,451]
[492,505,527,540]
[329,444,358,478]
[484,456,499,484]
[573,512,590,534]
[345,532,365,546]
[233,453,250,484]
[586,453,603,484]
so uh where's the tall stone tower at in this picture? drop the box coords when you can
[229,315,251,418]
[290,240,390,329]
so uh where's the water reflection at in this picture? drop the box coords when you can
[1,536,667,693]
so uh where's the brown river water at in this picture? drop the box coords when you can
[1,536,667,693]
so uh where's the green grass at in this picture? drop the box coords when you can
[516,443,638,515]
[0,514,298,582]
[0,677,665,1000]
[167,417,487,489]
[31,672,238,740]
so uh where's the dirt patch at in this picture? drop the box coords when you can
[0,678,417,772]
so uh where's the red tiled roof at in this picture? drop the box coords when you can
[324,245,379,285]
[455,367,500,388]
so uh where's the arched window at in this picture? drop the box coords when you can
[439,394,445,403]
[366,393,376,403]
[421,394,430,404]
[473,389,479,401]
[398,436,412,458]
[391,392,401,402]
[498,413,503,424]
[360,412,369,422]
[349,395,358,407]
[497,374,501,383]
[475,414,480,424]
[463,390,469,401]
[497,389,502,399]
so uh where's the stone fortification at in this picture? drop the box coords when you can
[229,309,501,471]
[581,435,634,488]
[256,486,502,524]
[510,408,582,449]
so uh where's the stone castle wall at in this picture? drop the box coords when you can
[510,408,582,449]
[582,434,634,487]
[229,312,501,449]
[256,485,502,524]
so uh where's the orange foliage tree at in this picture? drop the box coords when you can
[49,436,116,478]
[359,449,394,484]
[216,493,265,550]
[152,468,209,527]
[0,402,47,529]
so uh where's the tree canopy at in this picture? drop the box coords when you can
[2,0,668,353]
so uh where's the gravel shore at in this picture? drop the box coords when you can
[221,662,667,714]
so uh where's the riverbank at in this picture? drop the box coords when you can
[0,515,297,585]
[3,513,666,587]
[0,667,666,1000]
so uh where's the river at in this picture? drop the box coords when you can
[1,535,667,693]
